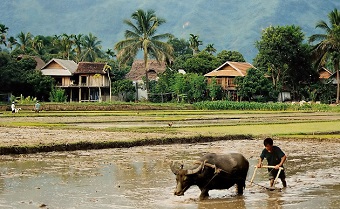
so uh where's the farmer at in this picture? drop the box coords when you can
[34,101,41,113]
[257,137,287,188]
[11,102,15,113]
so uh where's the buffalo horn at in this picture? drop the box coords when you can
[186,161,204,175]
[170,161,180,174]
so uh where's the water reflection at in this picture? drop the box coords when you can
[0,140,339,208]
[197,196,246,209]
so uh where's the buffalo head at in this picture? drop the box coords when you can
[170,161,204,196]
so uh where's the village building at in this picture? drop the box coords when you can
[319,67,335,84]
[40,59,110,102]
[17,55,46,70]
[126,59,166,100]
[204,61,255,100]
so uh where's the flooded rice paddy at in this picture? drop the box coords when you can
[0,139,339,209]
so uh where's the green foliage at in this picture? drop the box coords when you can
[173,73,206,102]
[13,94,37,104]
[235,68,276,102]
[149,68,175,102]
[168,37,192,57]
[80,33,104,62]
[216,50,245,64]
[149,71,207,103]
[301,81,336,104]
[204,44,216,54]
[171,50,246,75]
[254,25,315,101]
[189,34,203,54]
[0,53,53,100]
[112,79,136,102]
[172,51,220,75]
[207,78,223,101]
[114,9,174,93]
[193,100,331,111]
[49,86,67,102]
[309,8,340,103]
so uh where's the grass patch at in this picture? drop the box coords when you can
[179,121,340,137]
[0,122,66,127]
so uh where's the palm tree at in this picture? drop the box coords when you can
[205,43,216,54]
[105,49,116,59]
[309,8,340,103]
[189,34,202,55]
[0,24,9,49]
[7,36,17,50]
[60,33,74,60]
[16,31,33,52]
[114,9,173,94]
[81,33,103,62]
[31,36,44,54]
[103,64,112,102]
[73,34,83,62]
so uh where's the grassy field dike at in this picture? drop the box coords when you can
[0,102,339,155]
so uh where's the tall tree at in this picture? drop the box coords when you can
[0,24,9,49]
[31,35,44,54]
[309,8,340,103]
[73,34,83,62]
[7,36,17,51]
[114,9,173,94]
[16,31,33,52]
[235,68,276,102]
[60,33,74,60]
[105,49,116,59]
[81,33,103,62]
[204,44,216,54]
[216,50,245,64]
[167,37,192,57]
[254,25,313,101]
[189,34,202,55]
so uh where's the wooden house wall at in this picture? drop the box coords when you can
[77,75,110,87]
[46,62,61,69]
[207,77,236,90]
[62,77,72,86]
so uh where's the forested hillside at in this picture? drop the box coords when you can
[1,0,339,61]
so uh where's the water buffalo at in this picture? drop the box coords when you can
[170,153,249,199]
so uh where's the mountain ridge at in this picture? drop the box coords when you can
[1,0,339,62]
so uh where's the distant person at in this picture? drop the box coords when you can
[257,137,287,188]
[34,101,41,113]
[11,102,15,113]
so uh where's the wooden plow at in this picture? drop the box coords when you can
[249,165,284,190]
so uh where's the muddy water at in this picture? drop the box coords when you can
[0,140,339,209]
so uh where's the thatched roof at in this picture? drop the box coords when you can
[17,55,46,70]
[126,60,166,81]
[204,61,254,77]
[75,62,106,74]
[40,59,77,76]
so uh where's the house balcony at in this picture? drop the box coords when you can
[56,83,110,88]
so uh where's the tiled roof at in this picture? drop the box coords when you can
[75,62,106,74]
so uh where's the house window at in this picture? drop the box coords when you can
[81,76,87,86]
[55,77,62,86]
[216,78,222,85]
[228,78,235,87]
